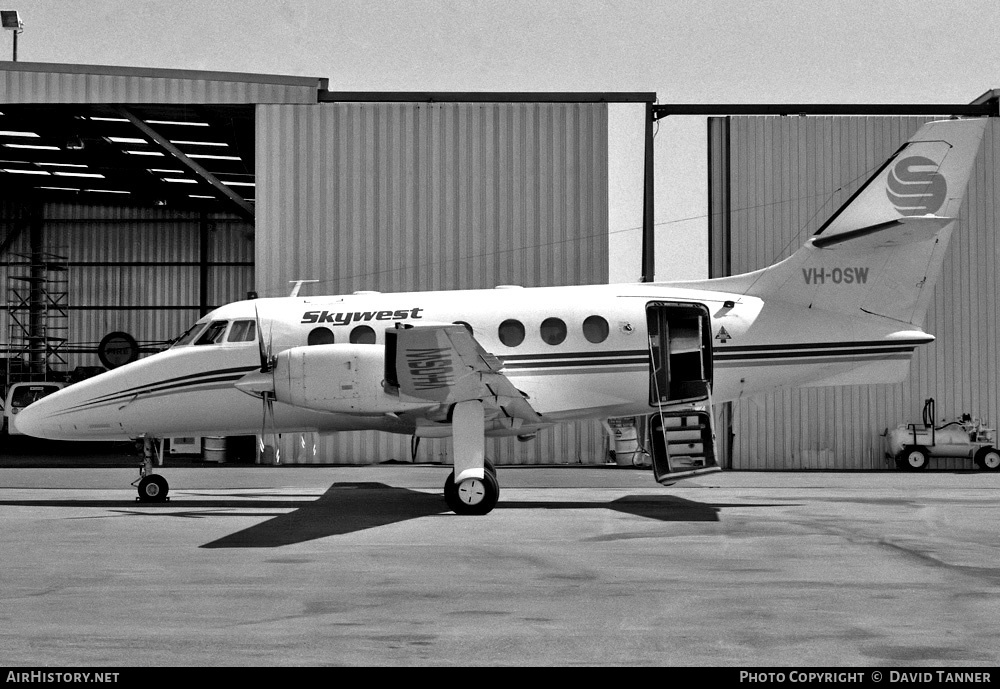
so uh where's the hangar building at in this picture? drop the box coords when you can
[5,61,998,471]
[0,61,652,465]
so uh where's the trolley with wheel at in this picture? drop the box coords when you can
[886,398,998,472]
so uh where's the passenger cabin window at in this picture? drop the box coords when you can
[540,317,567,345]
[498,319,525,347]
[195,321,228,345]
[309,327,335,345]
[227,320,257,343]
[583,315,609,344]
[350,325,376,344]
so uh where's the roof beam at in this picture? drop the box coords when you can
[0,106,174,204]
[116,107,255,221]
[653,103,998,119]
[320,91,656,104]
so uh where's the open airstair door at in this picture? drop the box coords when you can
[645,302,721,484]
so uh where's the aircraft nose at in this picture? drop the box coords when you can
[13,397,58,439]
[11,377,131,442]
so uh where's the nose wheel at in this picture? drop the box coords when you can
[135,474,170,503]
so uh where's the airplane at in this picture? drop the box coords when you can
[15,117,988,515]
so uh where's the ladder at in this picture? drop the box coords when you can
[6,249,69,383]
[648,383,721,484]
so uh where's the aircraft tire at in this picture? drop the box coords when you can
[444,470,500,516]
[137,474,169,502]
[901,446,929,471]
[974,447,1000,471]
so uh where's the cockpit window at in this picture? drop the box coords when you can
[172,321,208,347]
[227,319,257,343]
[195,321,229,345]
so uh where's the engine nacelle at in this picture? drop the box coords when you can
[272,344,436,414]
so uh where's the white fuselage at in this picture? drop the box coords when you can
[15,281,932,442]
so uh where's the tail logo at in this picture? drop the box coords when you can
[885,156,947,216]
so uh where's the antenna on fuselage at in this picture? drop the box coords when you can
[288,279,319,297]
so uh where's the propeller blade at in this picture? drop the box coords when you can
[257,393,279,465]
[254,305,269,372]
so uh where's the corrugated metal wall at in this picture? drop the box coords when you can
[1,203,253,373]
[256,101,610,465]
[710,116,1000,470]
[0,63,321,104]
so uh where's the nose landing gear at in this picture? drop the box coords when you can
[136,473,170,502]
[132,436,170,503]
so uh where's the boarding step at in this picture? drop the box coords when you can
[649,409,718,484]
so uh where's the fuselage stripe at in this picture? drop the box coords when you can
[715,353,913,367]
[52,339,926,416]
[50,379,247,417]
[714,346,917,361]
[51,367,258,416]
[501,349,647,362]
[504,357,649,369]
[714,338,930,353]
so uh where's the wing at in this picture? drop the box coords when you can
[385,324,541,427]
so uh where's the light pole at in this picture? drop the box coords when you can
[1,10,24,61]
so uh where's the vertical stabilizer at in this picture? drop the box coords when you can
[814,118,985,242]
[691,118,988,327]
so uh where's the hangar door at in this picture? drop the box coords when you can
[709,116,999,470]
[255,102,610,465]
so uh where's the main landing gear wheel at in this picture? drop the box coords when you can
[137,474,170,503]
[975,447,1000,471]
[900,446,929,471]
[444,470,499,516]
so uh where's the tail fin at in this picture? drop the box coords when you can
[700,118,988,326]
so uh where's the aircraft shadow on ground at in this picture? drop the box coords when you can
[202,488,735,548]
[0,482,788,548]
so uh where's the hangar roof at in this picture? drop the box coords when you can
[0,62,654,219]
[0,62,330,219]
[0,102,256,218]
[5,61,989,221]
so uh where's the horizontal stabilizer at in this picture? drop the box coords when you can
[812,215,953,249]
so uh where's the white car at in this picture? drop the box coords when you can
[4,382,65,435]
